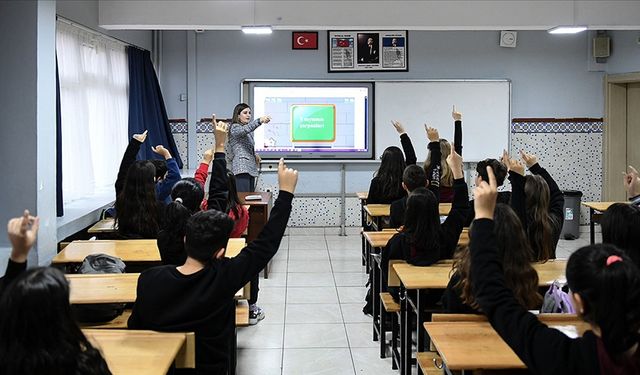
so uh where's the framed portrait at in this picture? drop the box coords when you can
[328,30,408,72]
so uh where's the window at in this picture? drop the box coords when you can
[56,21,129,203]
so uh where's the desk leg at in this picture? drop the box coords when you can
[372,252,380,342]
[416,290,426,375]
[399,285,407,375]
[590,208,595,245]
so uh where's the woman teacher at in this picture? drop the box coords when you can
[227,103,271,192]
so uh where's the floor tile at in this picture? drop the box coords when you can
[331,259,365,273]
[259,303,286,325]
[236,348,282,375]
[237,324,284,349]
[287,272,335,287]
[288,259,332,273]
[257,286,286,304]
[351,347,398,374]
[333,272,368,287]
[261,272,288,287]
[285,303,343,324]
[337,286,367,304]
[345,323,378,348]
[288,249,330,260]
[287,286,339,304]
[341,303,373,323]
[282,348,355,375]
[283,324,349,348]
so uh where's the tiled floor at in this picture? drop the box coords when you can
[235,226,600,375]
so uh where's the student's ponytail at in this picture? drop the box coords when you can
[566,244,640,357]
[163,178,204,236]
[163,199,192,236]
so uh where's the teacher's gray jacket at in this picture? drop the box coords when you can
[226,118,263,177]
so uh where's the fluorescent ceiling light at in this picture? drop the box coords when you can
[241,25,273,35]
[547,26,587,34]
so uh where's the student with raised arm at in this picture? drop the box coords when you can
[367,120,417,204]
[0,211,111,375]
[227,104,272,192]
[128,159,298,374]
[504,150,564,261]
[424,106,462,202]
[469,166,640,375]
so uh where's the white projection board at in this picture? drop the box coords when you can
[374,81,511,162]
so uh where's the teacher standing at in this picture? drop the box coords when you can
[226,103,271,192]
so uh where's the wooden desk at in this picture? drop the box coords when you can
[68,273,140,304]
[581,201,622,244]
[84,329,185,375]
[239,192,272,278]
[88,218,117,234]
[357,192,369,267]
[52,240,160,265]
[425,319,588,373]
[439,203,452,216]
[393,259,567,375]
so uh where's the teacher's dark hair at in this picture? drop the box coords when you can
[231,103,251,124]
[0,267,111,375]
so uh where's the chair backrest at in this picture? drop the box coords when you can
[387,259,405,287]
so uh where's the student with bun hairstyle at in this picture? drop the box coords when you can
[424,106,462,203]
[470,166,640,374]
[443,203,541,314]
[504,150,564,261]
[0,211,111,375]
[367,120,417,204]
[463,158,510,226]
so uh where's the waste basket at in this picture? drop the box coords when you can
[560,190,583,240]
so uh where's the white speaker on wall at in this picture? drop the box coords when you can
[500,31,517,48]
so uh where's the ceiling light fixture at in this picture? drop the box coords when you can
[547,26,587,34]
[241,25,273,35]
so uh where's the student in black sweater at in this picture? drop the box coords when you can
[504,150,564,261]
[128,158,298,374]
[381,147,469,297]
[367,120,417,204]
[470,166,640,375]
[389,165,427,228]
[442,203,542,314]
[0,211,111,375]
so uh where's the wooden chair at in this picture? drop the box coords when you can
[379,259,404,369]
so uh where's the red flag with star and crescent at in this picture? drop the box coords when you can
[292,32,318,49]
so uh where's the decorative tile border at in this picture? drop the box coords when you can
[169,121,188,134]
[511,119,603,134]
[196,121,213,133]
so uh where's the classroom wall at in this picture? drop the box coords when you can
[160,29,640,227]
[0,0,57,268]
[56,0,153,50]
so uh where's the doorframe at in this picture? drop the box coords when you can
[603,72,640,201]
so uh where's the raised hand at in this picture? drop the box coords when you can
[202,149,213,164]
[391,120,406,135]
[509,158,525,176]
[260,115,272,124]
[446,149,464,179]
[474,166,498,220]
[255,154,262,164]
[278,158,298,194]
[7,210,40,263]
[623,165,640,198]
[452,105,462,121]
[501,149,509,167]
[425,125,439,142]
[133,130,148,143]
[519,150,538,168]
[152,145,172,160]
[214,121,229,153]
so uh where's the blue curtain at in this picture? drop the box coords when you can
[127,47,183,168]
[56,59,64,217]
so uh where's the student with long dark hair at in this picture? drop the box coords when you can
[443,203,542,313]
[504,150,564,261]
[381,145,469,294]
[601,203,640,269]
[367,120,417,204]
[469,166,640,375]
[463,158,510,226]
[227,104,271,192]
[0,211,111,375]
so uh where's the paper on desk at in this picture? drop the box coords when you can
[551,325,579,339]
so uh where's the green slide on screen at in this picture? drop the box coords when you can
[290,104,336,142]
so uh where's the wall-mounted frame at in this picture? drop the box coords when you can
[328,30,408,72]
[292,31,318,50]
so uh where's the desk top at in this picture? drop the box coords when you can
[425,319,588,371]
[581,201,623,212]
[363,228,468,249]
[88,218,117,234]
[393,259,566,290]
[364,204,391,217]
[68,273,140,304]
[53,238,245,264]
[53,240,160,264]
[84,329,185,375]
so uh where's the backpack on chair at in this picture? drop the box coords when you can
[71,254,127,323]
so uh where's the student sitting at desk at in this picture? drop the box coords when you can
[463,158,510,226]
[442,203,542,314]
[367,120,417,204]
[0,211,111,375]
[381,148,469,298]
[504,150,564,261]
[470,166,640,375]
[389,165,427,228]
[128,159,298,374]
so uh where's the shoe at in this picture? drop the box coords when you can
[249,305,265,325]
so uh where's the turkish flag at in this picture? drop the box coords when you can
[292,32,318,50]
